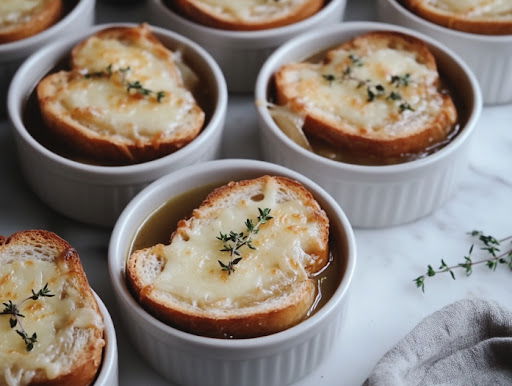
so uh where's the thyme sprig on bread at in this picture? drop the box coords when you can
[84,63,167,103]
[217,208,273,275]
[1,283,55,351]
[414,231,512,292]
[322,58,415,113]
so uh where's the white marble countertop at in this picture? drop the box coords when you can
[1,1,511,385]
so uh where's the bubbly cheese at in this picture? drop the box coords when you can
[0,260,102,386]
[431,0,512,18]
[190,0,308,22]
[153,178,323,311]
[59,35,201,141]
[0,0,42,28]
[283,46,442,137]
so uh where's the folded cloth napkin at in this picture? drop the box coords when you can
[364,298,512,386]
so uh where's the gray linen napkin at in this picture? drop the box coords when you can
[364,298,512,386]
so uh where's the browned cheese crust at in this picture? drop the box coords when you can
[0,0,62,44]
[403,0,512,35]
[173,0,324,30]
[0,230,104,386]
[37,24,205,164]
[127,176,330,338]
[275,31,458,158]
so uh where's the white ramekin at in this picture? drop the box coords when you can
[94,291,119,386]
[378,0,512,105]
[255,22,482,228]
[148,0,347,92]
[0,0,95,114]
[108,159,356,386]
[8,23,227,228]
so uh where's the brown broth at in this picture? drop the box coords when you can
[23,43,214,167]
[128,182,345,336]
[268,51,469,166]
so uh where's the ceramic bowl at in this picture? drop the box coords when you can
[255,21,482,228]
[94,291,119,386]
[108,158,356,386]
[8,23,227,227]
[378,0,512,105]
[148,0,347,92]
[0,0,95,114]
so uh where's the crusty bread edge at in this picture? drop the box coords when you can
[0,230,104,386]
[0,0,63,43]
[37,24,205,164]
[126,176,330,338]
[173,0,325,31]
[275,31,458,157]
[403,0,512,35]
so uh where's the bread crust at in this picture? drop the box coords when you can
[127,176,330,338]
[37,24,205,164]
[275,31,457,159]
[402,0,512,35]
[173,0,324,31]
[0,230,104,386]
[0,0,62,44]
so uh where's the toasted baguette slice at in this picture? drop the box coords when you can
[127,175,329,338]
[275,31,457,158]
[173,0,324,31]
[37,24,205,164]
[0,230,104,386]
[0,0,62,44]
[403,0,512,35]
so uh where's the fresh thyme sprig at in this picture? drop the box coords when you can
[1,283,54,351]
[217,208,273,275]
[413,231,512,292]
[321,57,415,113]
[84,64,166,103]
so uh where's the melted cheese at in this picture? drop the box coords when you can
[0,0,43,28]
[190,0,307,22]
[283,46,442,137]
[153,178,323,310]
[0,260,102,386]
[431,0,512,18]
[59,34,201,141]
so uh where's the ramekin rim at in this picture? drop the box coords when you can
[108,158,357,350]
[0,0,95,54]
[150,0,347,40]
[7,22,228,177]
[383,0,512,42]
[92,291,118,385]
[254,21,483,175]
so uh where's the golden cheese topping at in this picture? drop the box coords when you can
[189,0,309,22]
[0,260,102,386]
[282,47,442,138]
[56,35,200,141]
[153,178,323,311]
[430,0,512,19]
[0,0,43,28]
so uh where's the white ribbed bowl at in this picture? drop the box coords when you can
[94,292,119,386]
[8,23,227,227]
[108,159,356,386]
[148,0,346,92]
[255,22,482,228]
[378,0,512,105]
[0,0,95,114]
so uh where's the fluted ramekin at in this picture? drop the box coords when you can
[8,23,227,227]
[149,0,346,92]
[94,292,119,386]
[0,0,95,114]
[255,22,482,228]
[378,0,512,105]
[108,159,356,386]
